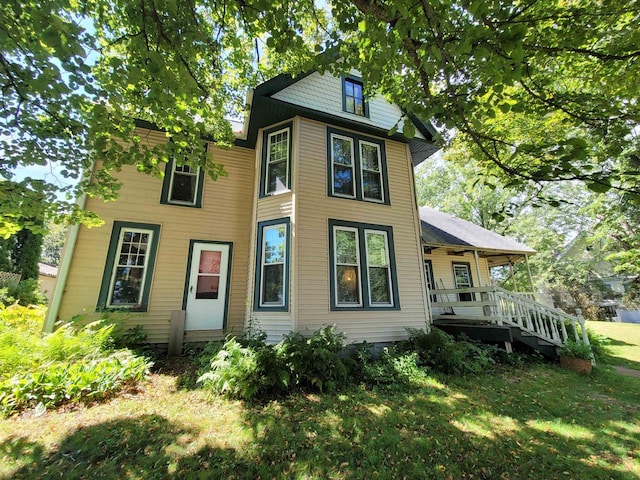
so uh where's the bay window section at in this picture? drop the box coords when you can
[254,218,290,311]
[329,220,399,311]
[260,123,292,197]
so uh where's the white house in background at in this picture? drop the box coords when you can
[38,263,58,303]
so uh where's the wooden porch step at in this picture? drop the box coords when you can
[433,314,497,323]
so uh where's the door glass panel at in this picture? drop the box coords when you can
[196,275,220,299]
[199,250,221,274]
[195,250,221,299]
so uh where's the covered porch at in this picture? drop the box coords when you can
[419,207,589,354]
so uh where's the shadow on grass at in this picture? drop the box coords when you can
[2,367,638,479]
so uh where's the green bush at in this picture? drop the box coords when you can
[198,338,289,400]
[279,326,350,392]
[400,328,496,376]
[0,307,152,417]
[585,329,611,359]
[198,326,352,400]
[559,340,593,360]
[0,278,47,307]
[355,343,429,389]
[0,350,150,416]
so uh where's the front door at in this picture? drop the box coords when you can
[185,242,231,331]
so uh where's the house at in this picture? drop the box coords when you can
[44,70,590,354]
[44,71,440,347]
[38,263,58,303]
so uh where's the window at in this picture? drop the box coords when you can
[160,150,206,207]
[424,259,437,302]
[327,128,389,204]
[342,76,368,117]
[254,218,290,311]
[97,221,160,311]
[260,123,292,197]
[329,220,399,310]
[453,262,474,302]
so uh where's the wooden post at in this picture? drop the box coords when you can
[473,250,483,287]
[168,310,185,356]
[508,261,518,292]
[525,254,535,295]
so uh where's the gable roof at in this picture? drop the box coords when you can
[419,207,535,267]
[236,72,439,165]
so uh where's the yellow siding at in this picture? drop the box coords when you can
[58,130,255,343]
[295,118,429,343]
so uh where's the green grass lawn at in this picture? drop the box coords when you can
[587,321,640,368]
[1,358,639,479]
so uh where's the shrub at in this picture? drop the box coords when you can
[279,326,350,392]
[559,340,593,360]
[355,343,428,389]
[0,350,150,416]
[198,325,352,400]
[0,307,152,417]
[400,328,496,376]
[198,337,289,400]
[0,278,47,307]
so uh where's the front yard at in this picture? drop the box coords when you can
[1,315,639,479]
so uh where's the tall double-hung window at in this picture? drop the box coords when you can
[260,123,292,197]
[327,128,389,204]
[97,221,160,311]
[329,220,399,310]
[254,218,290,311]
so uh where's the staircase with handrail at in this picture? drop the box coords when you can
[430,286,590,356]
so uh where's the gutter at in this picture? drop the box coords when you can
[43,179,90,332]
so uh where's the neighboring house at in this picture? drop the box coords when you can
[38,263,58,303]
[560,231,638,322]
[45,71,440,346]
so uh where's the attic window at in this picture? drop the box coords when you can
[343,76,368,117]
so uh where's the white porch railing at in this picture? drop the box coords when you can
[431,286,589,347]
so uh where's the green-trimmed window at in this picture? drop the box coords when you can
[327,128,389,204]
[329,220,399,311]
[254,218,290,311]
[260,123,292,197]
[97,221,160,311]
[160,153,205,207]
[342,76,368,117]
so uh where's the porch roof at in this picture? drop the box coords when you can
[419,207,535,267]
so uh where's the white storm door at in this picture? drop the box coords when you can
[185,242,231,331]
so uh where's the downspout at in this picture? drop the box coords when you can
[43,179,90,332]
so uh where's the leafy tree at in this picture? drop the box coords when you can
[11,227,43,281]
[1,0,639,237]
[40,219,67,267]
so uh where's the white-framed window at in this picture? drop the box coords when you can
[453,262,474,302]
[360,141,383,202]
[98,222,160,311]
[327,128,388,204]
[161,151,205,208]
[168,163,200,205]
[334,226,362,306]
[330,133,356,198]
[254,218,290,311]
[365,230,392,305]
[329,220,398,310]
[264,126,291,195]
